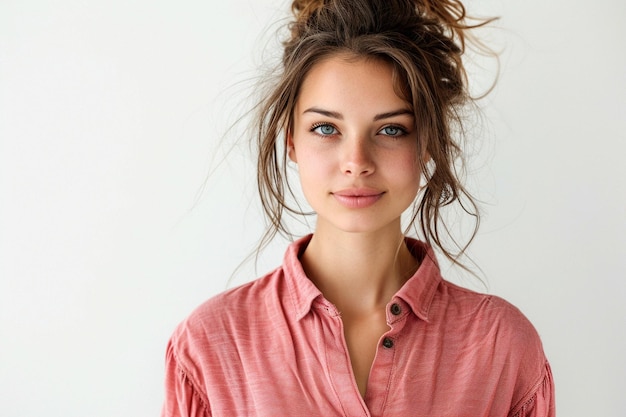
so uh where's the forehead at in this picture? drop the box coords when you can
[296,55,411,114]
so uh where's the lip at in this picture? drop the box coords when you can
[332,188,384,209]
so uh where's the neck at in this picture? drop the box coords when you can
[301,223,419,315]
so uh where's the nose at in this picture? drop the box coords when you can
[341,137,375,177]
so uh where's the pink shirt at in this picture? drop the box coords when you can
[162,235,554,416]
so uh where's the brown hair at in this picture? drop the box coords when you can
[255,0,495,268]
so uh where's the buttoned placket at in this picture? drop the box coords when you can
[363,298,410,416]
[313,297,412,417]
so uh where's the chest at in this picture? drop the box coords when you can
[341,307,393,397]
[198,306,518,417]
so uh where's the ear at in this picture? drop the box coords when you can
[287,132,297,163]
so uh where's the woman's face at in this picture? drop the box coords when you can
[289,55,423,236]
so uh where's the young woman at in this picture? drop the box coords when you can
[162,0,555,416]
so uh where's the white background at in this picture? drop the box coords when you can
[1,0,625,416]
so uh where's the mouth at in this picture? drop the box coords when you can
[332,188,384,208]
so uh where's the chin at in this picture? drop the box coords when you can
[318,216,401,236]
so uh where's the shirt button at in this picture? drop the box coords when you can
[382,337,394,349]
[390,303,402,316]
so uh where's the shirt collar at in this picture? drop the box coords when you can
[395,237,442,323]
[282,234,442,322]
[282,235,325,321]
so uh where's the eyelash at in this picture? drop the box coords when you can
[309,123,409,138]
[379,125,408,137]
[310,123,339,137]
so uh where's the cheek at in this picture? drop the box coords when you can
[297,146,332,172]
[389,151,421,180]
[295,150,329,191]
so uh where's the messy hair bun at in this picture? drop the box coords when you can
[290,0,485,52]
[256,0,495,268]
[290,0,325,24]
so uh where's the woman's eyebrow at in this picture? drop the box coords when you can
[373,109,413,121]
[302,107,413,121]
[302,107,343,119]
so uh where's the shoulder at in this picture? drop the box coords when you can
[436,281,549,397]
[438,280,541,338]
[434,280,547,368]
[161,267,291,410]
[182,267,283,329]
[167,267,285,364]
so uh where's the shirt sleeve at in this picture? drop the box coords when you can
[510,361,555,417]
[161,339,210,417]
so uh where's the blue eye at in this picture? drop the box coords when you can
[312,124,338,135]
[379,126,405,136]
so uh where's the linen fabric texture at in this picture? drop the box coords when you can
[162,235,554,417]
